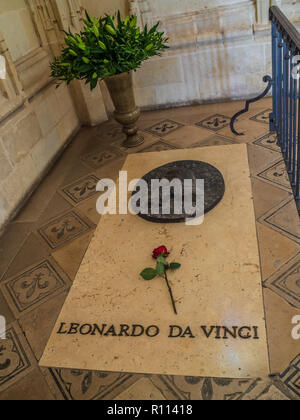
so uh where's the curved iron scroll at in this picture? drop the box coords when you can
[230,76,273,136]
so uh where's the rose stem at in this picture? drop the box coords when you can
[164,270,177,315]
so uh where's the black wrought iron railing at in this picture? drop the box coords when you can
[231,6,300,212]
[270,6,300,211]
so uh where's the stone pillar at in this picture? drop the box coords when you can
[53,0,108,126]
[256,0,282,25]
[0,30,25,121]
[256,0,270,25]
[129,0,148,28]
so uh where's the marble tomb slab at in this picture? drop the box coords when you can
[40,145,270,378]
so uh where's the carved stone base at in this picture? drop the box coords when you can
[122,133,144,148]
[105,72,144,149]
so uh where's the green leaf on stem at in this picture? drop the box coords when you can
[156,262,165,276]
[140,268,157,281]
[157,255,168,266]
[50,9,169,91]
[170,263,181,270]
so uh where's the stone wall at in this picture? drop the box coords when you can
[81,0,129,17]
[0,0,104,232]
[130,0,300,109]
[0,84,79,228]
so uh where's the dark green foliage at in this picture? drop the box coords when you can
[50,10,169,90]
[170,263,181,270]
[140,268,157,281]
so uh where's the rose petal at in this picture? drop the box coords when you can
[152,246,169,259]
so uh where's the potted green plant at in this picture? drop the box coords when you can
[51,11,169,148]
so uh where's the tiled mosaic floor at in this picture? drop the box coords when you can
[0,98,299,400]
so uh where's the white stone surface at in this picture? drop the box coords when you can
[0,0,40,61]
[40,145,270,379]
[0,1,82,231]
[130,0,300,109]
[134,56,183,88]
[0,78,80,231]
[1,111,42,165]
[1,0,300,231]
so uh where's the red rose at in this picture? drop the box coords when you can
[152,246,169,259]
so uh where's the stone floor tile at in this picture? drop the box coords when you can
[94,156,127,180]
[256,160,294,193]
[0,257,71,319]
[14,141,84,224]
[36,193,74,227]
[59,160,96,188]
[81,146,124,170]
[138,140,178,153]
[163,106,234,126]
[279,354,300,399]
[52,231,95,280]
[77,130,112,151]
[247,143,282,176]
[264,253,300,310]
[61,126,98,158]
[43,368,141,400]
[164,98,270,126]
[113,132,161,154]
[97,124,125,145]
[218,119,269,143]
[164,125,213,148]
[258,198,300,245]
[0,321,36,394]
[114,377,166,400]
[144,119,184,138]
[0,223,32,282]
[263,288,300,374]
[250,108,273,125]
[76,196,101,226]
[239,378,289,400]
[138,111,184,131]
[137,98,262,128]
[251,178,292,220]
[1,233,50,283]
[15,177,59,224]
[59,174,100,206]
[153,106,209,126]
[153,376,256,400]
[196,114,231,132]
[252,132,281,153]
[257,385,291,400]
[0,368,54,400]
[256,223,299,280]
[93,119,129,146]
[36,209,96,251]
[238,101,273,122]
[19,291,68,361]
[191,134,237,148]
[0,290,15,324]
[37,367,66,400]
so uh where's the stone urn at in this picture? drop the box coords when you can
[104,71,144,148]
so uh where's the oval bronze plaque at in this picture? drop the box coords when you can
[132,160,225,223]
